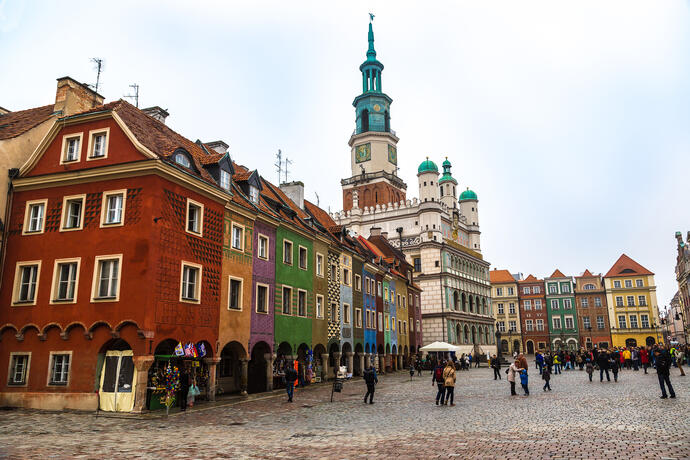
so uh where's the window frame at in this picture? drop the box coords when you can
[185,198,204,237]
[564,299,572,309]
[315,294,324,319]
[536,319,544,331]
[7,352,31,387]
[86,127,110,161]
[597,316,605,329]
[552,317,561,330]
[11,260,42,306]
[257,234,269,260]
[624,279,632,288]
[523,299,531,310]
[282,239,293,265]
[60,194,86,232]
[297,289,307,317]
[298,245,308,270]
[255,283,269,314]
[231,223,245,251]
[220,169,231,191]
[497,303,504,315]
[613,280,621,288]
[47,351,72,387]
[618,315,627,329]
[638,295,646,306]
[100,190,127,228]
[615,296,624,307]
[316,253,324,277]
[551,299,559,310]
[179,261,202,304]
[343,303,351,324]
[629,314,638,328]
[90,254,123,302]
[282,286,292,315]
[564,315,574,329]
[641,314,649,328]
[228,276,243,311]
[355,274,362,292]
[50,257,81,304]
[60,133,83,164]
[635,279,643,288]
[378,312,384,331]
[525,319,533,331]
[22,199,48,235]
[355,307,362,328]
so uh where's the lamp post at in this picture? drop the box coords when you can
[495,322,502,364]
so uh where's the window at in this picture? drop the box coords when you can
[298,290,307,317]
[283,240,293,265]
[92,255,122,301]
[533,286,540,294]
[51,259,80,303]
[397,319,400,332]
[87,128,109,159]
[343,268,350,286]
[186,199,204,236]
[331,302,338,322]
[258,235,269,260]
[624,280,632,288]
[564,299,572,309]
[397,294,401,308]
[256,284,269,313]
[355,308,362,327]
[377,282,382,297]
[548,284,557,294]
[60,195,85,231]
[402,296,406,309]
[497,303,504,314]
[525,320,533,331]
[403,321,407,334]
[523,287,530,295]
[629,315,638,328]
[618,315,627,328]
[638,295,646,306]
[509,303,516,314]
[615,296,623,307]
[497,321,505,332]
[282,287,292,314]
[535,299,542,310]
[180,262,201,303]
[8,353,30,386]
[551,299,559,310]
[583,317,591,329]
[584,283,596,291]
[509,320,517,332]
[249,186,260,203]
[507,287,514,296]
[355,274,362,291]
[298,246,308,270]
[330,263,337,280]
[174,152,191,168]
[385,315,389,330]
[384,287,388,301]
[524,300,531,310]
[316,253,324,276]
[316,294,324,318]
[61,134,82,163]
[565,316,574,329]
[626,296,635,306]
[343,304,351,324]
[379,313,384,331]
[597,316,605,329]
[552,317,561,329]
[101,191,126,226]
[12,261,41,305]
[562,284,570,293]
[641,314,649,328]
[48,353,71,386]
[581,298,589,307]
[220,170,231,191]
[635,279,643,287]
[23,200,47,234]
[594,297,602,307]
[536,319,544,331]
[231,224,244,251]
[413,257,421,272]
[614,280,621,288]
[229,277,243,310]
[496,287,503,296]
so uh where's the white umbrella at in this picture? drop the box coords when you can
[419,341,461,352]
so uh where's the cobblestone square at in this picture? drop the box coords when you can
[1,365,689,459]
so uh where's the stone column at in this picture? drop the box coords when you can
[265,353,275,391]
[358,353,365,375]
[332,352,342,378]
[391,353,397,371]
[204,357,221,402]
[131,355,154,413]
[380,354,387,373]
[345,351,354,375]
[398,353,403,370]
[364,353,371,369]
[321,353,329,382]
[239,358,248,396]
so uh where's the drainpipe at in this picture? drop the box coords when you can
[0,168,19,291]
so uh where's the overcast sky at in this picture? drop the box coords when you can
[1,0,688,312]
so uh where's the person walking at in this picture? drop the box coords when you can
[676,347,686,377]
[507,359,523,396]
[363,365,378,404]
[178,366,191,412]
[520,369,529,396]
[442,360,456,406]
[475,354,481,368]
[409,362,415,380]
[542,366,552,391]
[654,347,676,399]
[641,347,650,374]
[553,354,561,374]
[284,360,298,402]
[623,348,632,370]
[544,353,553,374]
[597,350,611,382]
[536,352,544,375]
[491,354,502,380]
[432,361,445,405]
[609,353,619,382]
[586,358,594,382]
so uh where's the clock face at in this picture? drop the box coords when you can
[373,104,381,112]
[355,143,371,163]
[388,144,397,165]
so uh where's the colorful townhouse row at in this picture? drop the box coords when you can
[0,78,422,412]
[490,254,661,354]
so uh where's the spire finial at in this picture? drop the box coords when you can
[367,14,376,60]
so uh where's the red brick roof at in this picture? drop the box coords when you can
[604,254,654,278]
[549,269,566,278]
[0,104,55,140]
[519,274,541,283]
[489,269,515,283]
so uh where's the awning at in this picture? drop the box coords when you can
[419,341,461,352]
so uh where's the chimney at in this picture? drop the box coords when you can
[280,181,304,210]
[54,77,105,117]
[142,106,169,124]
[370,227,382,237]
[205,140,229,154]
[381,231,388,240]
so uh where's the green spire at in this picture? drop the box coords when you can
[367,21,377,61]
[439,157,457,184]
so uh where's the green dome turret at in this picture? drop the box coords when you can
[459,188,478,201]
[438,156,457,184]
[418,157,438,174]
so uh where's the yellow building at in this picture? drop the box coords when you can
[490,269,522,354]
[604,254,661,348]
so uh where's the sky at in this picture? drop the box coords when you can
[1,0,688,312]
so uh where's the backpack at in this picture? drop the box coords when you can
[434,367,443,382]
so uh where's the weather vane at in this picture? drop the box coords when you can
[369,12,375,22]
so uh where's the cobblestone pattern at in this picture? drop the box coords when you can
[0,365,689,459]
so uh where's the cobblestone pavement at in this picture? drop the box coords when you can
[1,365,689,459]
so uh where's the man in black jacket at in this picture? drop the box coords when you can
[654,348,676,399]
[491,354,502,380]
[284,361,298,403]
[597,350,611,382]
[363,366,378,404]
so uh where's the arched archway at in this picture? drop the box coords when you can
[464,325,469,344]
[456,324,462,345]
[219,341,247,394]
[526,340,535,354]
[471,326,477,344]
[248,341,271,394]
[513,339,520,353]
[453,291,459,311]
[277,342,292,359]
[625,338,637,348]
[98,339,133,412]
[501,339,509,353]
[329,342,340,377]
[461,293,467,312]
[354,343,364,376]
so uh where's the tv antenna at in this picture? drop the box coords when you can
[275,149,282,184]
[124,84,139,107]
[315,192,320,207]
[89,58,104,94]
[284,157,292,184]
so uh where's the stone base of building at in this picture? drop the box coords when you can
[0,391,98,411]
[611,332,660,349]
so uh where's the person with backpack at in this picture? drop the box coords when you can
[535,352,544,375]
[609,354,619,382]
[284,360,298,403]
[432,361,445,405]
[363,365,378,404]
[491,354,502,380]
[586,358,594,382]
[442,360,457,406]
[542,366,551,391]
[655,347,676,399]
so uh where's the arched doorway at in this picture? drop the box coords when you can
[354,343,364,376]
[513,339,520,354]
[329,342,340,378]
[248,341,271,394]
[625,338,637,348]
[501,339,509,353]
[341,342,352,367]
[98,339,134,412]
[526,340,535,354]
[646,336,656,346]
[219,341,247,394]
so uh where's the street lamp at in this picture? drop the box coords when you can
[495,322,502,364]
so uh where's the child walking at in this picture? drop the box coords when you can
[586,358,594,382]
[542,366,552,391]
[520,369,529,396]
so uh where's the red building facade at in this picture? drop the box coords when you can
[518,275,548,354]
[0,101,231,411]
[574,270,612,349]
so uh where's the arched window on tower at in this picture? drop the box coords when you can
[361,109,369,133]
[384,110,390,132]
